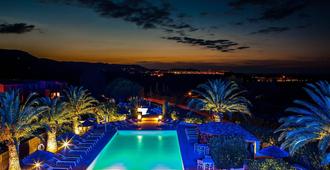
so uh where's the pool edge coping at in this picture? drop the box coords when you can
[87,130,185,170]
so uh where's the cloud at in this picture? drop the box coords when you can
[258,1,307,21]
[0,23,35,34]
[41,1,252,50]
[229,0,308,21]
[41,0,173,29]
[200,12,209,16]
[41,0,199,32]
[229,0,271,9]
[237,46,250,49]
[162,36,248,52]
[250,26,289,34]
[41,0,199,39]
[163,28,174,33]
[210,26,219,29]
[250,24,309,35]
[176,13,191,19]
[233,22,244,26]
[166,23,198,32]
[175,30,186,36]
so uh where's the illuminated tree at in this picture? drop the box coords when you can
[188,79,251,121]
[96,101,125,123]
[38,96,69,153]
[128,96,142,118]
[276,81,330,165]
[0,90,46,170]
[63,86,98,134]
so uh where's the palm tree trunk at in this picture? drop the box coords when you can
[214,113,222,122]
[7,143,21,170]
[73,117,80,135]
[96,115,103,124]
[46,130,58,153]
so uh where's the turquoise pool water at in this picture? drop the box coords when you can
[88,130,184,170]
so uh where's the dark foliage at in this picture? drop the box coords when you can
[248,159,294,170]
[106,78,143,101]
[208,135,248,169]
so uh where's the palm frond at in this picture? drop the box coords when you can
[63,86,98,118]
[188,79,251,120]
[276,80,330,165]
[37,96,68,131]
[0,90,45,145]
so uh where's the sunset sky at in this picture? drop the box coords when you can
[0,0,329,73]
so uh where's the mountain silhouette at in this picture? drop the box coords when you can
[0,49,148,83]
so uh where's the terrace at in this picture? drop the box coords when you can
[2,79,323,170]
[13,118,264,170]
[4,100,262,170]
[0,97,261,170]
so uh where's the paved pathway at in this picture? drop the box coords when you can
[75,127,117,170]
[177,124,199,170]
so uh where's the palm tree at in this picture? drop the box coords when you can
[188,79,251,121]
[63,86,98,134]
[38,96,69,153]
[96,101,124,123]
[128,96,141,118]
[0,90,46,170]
[276,81,330,165]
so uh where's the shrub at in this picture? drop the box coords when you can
[248,159,294,170]
[184,117,203,124]
[109,113,126,122]
[170,111,179,120]
[240,121,278,147]
[290,143,328,170]
[208,136,248,169]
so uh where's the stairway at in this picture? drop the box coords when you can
[185,126,198,143]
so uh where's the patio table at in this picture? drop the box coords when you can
[194,143,210,155]
[202,156,214,170]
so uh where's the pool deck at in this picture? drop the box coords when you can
[177,125,199,170]
[75,128,117,169]
[75,123,198,170]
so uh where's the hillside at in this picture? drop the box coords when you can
[0,49,148,83]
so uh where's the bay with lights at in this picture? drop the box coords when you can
[87,131,184,170]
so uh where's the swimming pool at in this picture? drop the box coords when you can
[88,130,184,170]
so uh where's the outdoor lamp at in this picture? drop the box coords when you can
[34,161,42,170]
[62,139,72,150]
